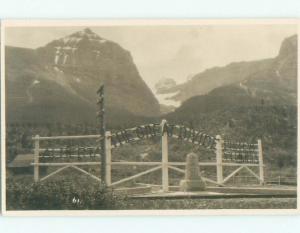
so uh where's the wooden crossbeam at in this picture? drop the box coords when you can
[168,162,260,167]
[202,177,221,186]
[40,165,71,181]
[31,162,101,166]
[39,154,101,158]
[168,165,185,174]
[32,161,262,167]
[135,183,162,187]
[70,166,101,182]
[110,161,161,166]
[244,166,261,181]
[95,137,104,143]
[223,166,245,184]
[110,166,162,187]
[33,134,100,140]
[113,162,259,167]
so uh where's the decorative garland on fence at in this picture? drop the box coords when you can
[110,123,216,149]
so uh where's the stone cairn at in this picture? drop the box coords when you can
[180,152,206,192]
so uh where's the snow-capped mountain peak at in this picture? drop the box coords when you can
[38,28,112,67]
[56,28,107,48]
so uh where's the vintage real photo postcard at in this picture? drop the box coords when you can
[1,19,299,215]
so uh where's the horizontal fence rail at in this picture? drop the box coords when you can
[32,134,101,140]
[32,161,262,166]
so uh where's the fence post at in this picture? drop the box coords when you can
[258,139,264,185]
[161,119,169,192]
[105,131,112,186]
[34,135,40,182]
[216,135,223,185]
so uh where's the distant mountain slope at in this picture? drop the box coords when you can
[165,35,297,170]
[6,28,160,124]
[165,35,297,104]
[155,78,177,94]
[167,104,297,169]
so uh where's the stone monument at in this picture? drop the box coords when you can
[180,152,206,191]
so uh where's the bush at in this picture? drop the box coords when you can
[6,179,127,210]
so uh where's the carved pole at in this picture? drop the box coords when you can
[97,84,106,186]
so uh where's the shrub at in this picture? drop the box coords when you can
[6,179,127,210]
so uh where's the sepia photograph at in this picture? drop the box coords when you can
[1,20,298,214]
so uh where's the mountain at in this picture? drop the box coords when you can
[163,35,297,104]
[165,35,297,170]
[155,78,177,94]
[154,78,181,113]
[159,104,176,115]
[6,28,160,125]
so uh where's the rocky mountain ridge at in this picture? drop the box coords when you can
[162,35,297,105]
[6,28,160,124]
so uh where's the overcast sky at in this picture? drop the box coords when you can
[5,24,297,90]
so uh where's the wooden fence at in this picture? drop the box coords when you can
[31,119,264,191]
